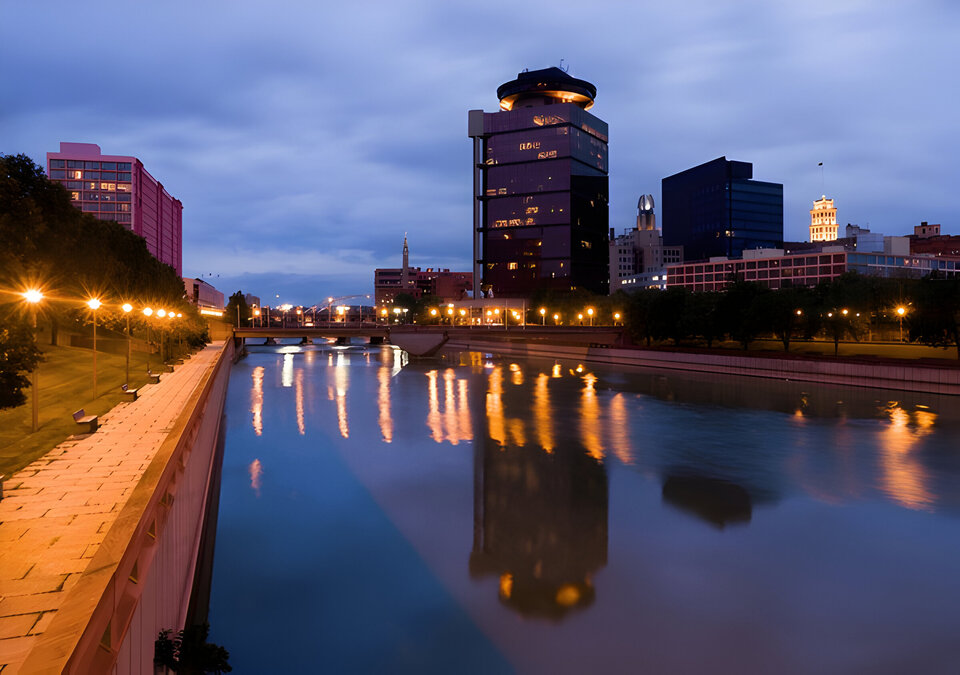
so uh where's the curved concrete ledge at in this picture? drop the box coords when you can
[14,341,234,674]
[444,338,960,396]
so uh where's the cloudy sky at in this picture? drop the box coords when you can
[3,0,958,304]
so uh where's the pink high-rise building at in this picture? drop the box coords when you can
[46,142,183,274]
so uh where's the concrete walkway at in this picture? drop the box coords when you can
[0,342,224,674]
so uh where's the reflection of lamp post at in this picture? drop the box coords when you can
[897,306,906,342]
[23,290,43,432]
[143,307,153,370]
[122,303,133,385]
[87,298,102,399]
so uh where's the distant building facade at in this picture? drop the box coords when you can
[909,222,960,257]
[469,67,609,297]
[183,277,225,314]
[666,245,960,293]
[662,156,783,262]
[609,194,682,292]
[809,196,838,242]
[46,142,183,274]
[374,237,472,306]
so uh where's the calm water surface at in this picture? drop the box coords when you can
[207,342,960,674]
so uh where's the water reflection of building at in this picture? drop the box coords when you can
[470,385,608,619]
[662,475,752,529]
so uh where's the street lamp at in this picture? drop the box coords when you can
[22,289,43,432]
[539,307,546,325]
[553,313,560,325]
[897,306,906,342]
[122,303,133,385]
[87,298,102,399]
[143,307,153,370]
[578,312,584,325]
[613,312,621,325]
[586,307,594,326]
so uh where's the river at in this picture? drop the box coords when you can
[206,341,960,674]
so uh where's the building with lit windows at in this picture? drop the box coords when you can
[183,277,225,314]
[468,67,609,297]
[809,196,838,242]
[46,142,182,274]
[374,236,472,306]
[662,156,782,262]
[666,246,960,292]
[609,194,682,292]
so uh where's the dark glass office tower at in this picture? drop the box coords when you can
[469,68,609,297]
[661,157,783,262]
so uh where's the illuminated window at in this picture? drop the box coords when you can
[100,182,116,191]
[117,183,131,193]
[508,262,518,270]
[70,170,83,180]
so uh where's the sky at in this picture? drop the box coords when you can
[3,0,958,305]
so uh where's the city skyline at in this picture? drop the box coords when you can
[3,1,958,304]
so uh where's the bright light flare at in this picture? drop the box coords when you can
[87,298,102,310]
[143,307,153,317]
[122,303,133,313]
[23,289,43,304]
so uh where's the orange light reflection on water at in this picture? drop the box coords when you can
[251,366,264,436]
[378,367,393,443]
[879,403,936,511]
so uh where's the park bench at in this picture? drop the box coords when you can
[121,383,139,400]
[147,369,162,384]
[72,409,98,433]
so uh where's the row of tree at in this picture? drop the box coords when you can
[623,273,960,357]
[1,154,209,408]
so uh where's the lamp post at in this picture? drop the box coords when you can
[143,307,153,370]
[587,307,594,326]
[157,309,167,363]
[539,307,546,325]
[87,298,102,399]
[614,312,621,326]
[553,313,560,326]
[23,289,43,432]
[122,303,133,385]
[897,306,906,342]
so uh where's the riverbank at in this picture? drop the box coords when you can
[442,334,960,395]
[0,340,232,674]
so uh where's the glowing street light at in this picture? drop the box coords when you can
[578,312,584,325]
[539,307,546,325]
[87,298,102,399]
[613,312,622,325]
[897,305,907,342]
[586,307,594,326]
[553,313,560,325]
[22,289,43,432]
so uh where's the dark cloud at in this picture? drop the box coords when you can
[2,0,958,304]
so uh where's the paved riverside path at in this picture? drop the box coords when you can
[0,342,224,673]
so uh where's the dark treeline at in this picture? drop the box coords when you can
[623,274,960,358]
[0,153,208,407]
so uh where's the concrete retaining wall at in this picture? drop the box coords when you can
[445,338,960,396]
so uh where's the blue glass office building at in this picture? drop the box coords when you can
[662,157,783,262]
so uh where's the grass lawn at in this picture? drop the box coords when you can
[0,344,166,478]
[740,338,959,361]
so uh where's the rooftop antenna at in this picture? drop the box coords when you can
[818,161,824,195]
[559,58,569,73]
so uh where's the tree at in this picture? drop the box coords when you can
[224,291,250,328]
[0,319,42,409]
[685,291,725,347]
[649,286,690,344]
[909,275,960,359]
[754,287,814,352]
[624,289,659,346]
[719,281,766,350]
[155,623,231,674]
